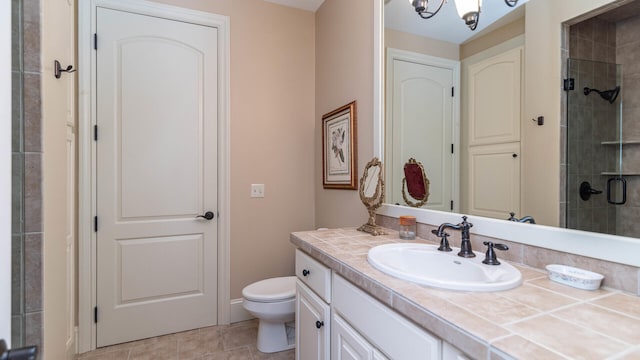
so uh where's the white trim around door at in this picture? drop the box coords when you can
[77,0,230,353]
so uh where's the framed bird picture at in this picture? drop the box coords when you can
[322,101,357,189]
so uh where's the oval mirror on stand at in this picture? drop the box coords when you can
[402,158,430,207]
[357,157,387,235]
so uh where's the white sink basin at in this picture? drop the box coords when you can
[367,243,522,292]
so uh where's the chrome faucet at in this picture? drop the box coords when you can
[507,212,536,224]
[434,216,475,258]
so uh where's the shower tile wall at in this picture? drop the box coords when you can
[567,18,619,234]
[616,14,640,237]
[12,0,43,350]
[567,8,640,238]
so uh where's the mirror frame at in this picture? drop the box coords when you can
[402,158,430,207]
[357,158,387,236]
[373,0,640,267]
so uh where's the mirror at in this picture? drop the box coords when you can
[383,0,638,242]
[402,158,430,207]
[357,158,387,236]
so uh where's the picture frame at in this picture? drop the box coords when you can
[322,101,358,189]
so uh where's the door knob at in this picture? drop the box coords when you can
[196,211,215,220]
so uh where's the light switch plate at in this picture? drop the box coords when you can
[251,184,265,198]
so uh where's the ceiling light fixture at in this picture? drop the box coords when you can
[409,0,519,31]
[455,0,481,31]
[409,0,446,19]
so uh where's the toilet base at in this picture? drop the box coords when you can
[256,319,295,353]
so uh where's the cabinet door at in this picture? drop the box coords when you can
[467,142,520,219]
[332,314,375,360]
[296,281,330,360]
[373,350,390,360]
[467,47,522,146]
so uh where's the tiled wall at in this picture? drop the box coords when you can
[564,12,640,238]
[566,17,620,235]
[11,0,43,350]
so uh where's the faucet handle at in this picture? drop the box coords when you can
[432,229,452,252]
[460,215,473,229]
[482,241,509,265]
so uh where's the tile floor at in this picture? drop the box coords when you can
[75,320,294,360]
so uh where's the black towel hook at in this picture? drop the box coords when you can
[54,60,76,79]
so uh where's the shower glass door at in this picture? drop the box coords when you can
[566,58,627,235]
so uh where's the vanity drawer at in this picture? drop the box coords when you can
[333,274,441,360]
[295,249,331,303]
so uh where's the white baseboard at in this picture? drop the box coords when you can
[230,298,254,324]
[68,326,78,359]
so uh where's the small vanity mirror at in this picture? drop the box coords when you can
[358,157,387,236]
[402,158,430,207]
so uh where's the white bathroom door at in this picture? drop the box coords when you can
[389,57,455,211]
[95,7,218,347]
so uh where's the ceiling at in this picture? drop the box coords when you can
[385,0,528,45]
[264,0,325,12]
[265,0,527,45]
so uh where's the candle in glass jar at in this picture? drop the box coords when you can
[399,215,416,240]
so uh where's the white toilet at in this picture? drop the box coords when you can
[242,276,297,353]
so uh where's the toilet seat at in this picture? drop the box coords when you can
[242,276,296,302]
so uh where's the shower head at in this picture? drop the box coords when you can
[583,86,620,104]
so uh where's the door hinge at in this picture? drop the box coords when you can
[94,306,98,323]
[94,125,98,141]
[94,33,98,50]
[450,200,454,210]
[451,86,455,97]
[563,78,574,91]
[94,216,98,232]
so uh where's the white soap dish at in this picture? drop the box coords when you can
[545,264,604,290]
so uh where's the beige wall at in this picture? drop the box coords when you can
[522,0,616,226]
[460,17,525,59]
[43,0,315,354]
[42,0,75,358]
[315,0,374,228]
[41,1,314,353]
[150,0,317,299]
[385,28,459,60]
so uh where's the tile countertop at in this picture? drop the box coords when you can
[290,228,640,360]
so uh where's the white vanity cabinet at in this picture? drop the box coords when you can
[295,249,470,360]
[295,250,331,360]
[333,313,390,360]
[332,274,441,360]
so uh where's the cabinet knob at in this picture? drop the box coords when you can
[302,269,310,277]
[315,320,324,329]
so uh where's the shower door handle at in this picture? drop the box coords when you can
[607,177,627,205]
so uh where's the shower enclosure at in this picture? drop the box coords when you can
[565,58,639,236]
